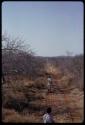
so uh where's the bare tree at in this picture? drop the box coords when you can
[2,33,45,81]
[2,34,33,54]
[2,34,34,76]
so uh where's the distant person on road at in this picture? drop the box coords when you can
[47,76,52,93]
[43,107,55,123]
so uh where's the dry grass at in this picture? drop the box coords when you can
[2,72,84,123]
[2,108,42,123]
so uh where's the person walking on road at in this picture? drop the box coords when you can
[43,107,55,123]
[47,76,52,93]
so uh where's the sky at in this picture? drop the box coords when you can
[2,1,84,57]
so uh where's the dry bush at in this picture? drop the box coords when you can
[2,108,18,121]
[32,77,46,89]
[24,90,45,103]
[2,76,45,114]
[2,108,42,123]
[56,74,74,90]
[28,98,47,113]
[2,87,29,112]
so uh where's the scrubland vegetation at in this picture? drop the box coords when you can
[2,34,84,123]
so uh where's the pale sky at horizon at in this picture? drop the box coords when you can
[2,1,84,57]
